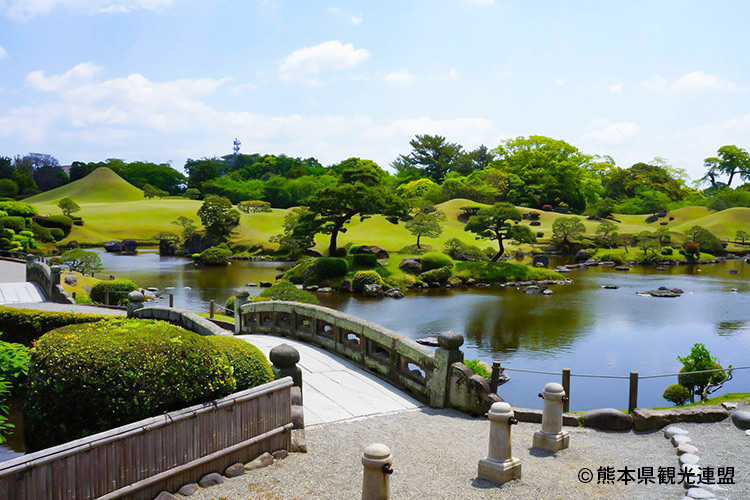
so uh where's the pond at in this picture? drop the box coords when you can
[2,251,749,461]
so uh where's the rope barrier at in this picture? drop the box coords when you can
[498,364,749,380]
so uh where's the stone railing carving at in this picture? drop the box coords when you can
[127,294,231,337]
[237,300,482,410]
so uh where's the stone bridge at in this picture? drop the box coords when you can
[236,297,502,415]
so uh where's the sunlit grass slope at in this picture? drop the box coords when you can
[26,167,144,204]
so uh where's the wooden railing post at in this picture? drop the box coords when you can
[628,371,638,413]
[209,300,215,319]
[169,293,174,308]
[561,368,571,413]
[490,361,502,393]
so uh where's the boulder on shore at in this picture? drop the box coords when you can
[398,258,422,274]
[159,238,177,256]
[120,239,138,252]
[582,408,633,431]
[631,406,729,431]
[353,245,389,259]
[103,241,121,252]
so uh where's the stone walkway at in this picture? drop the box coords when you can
[0,282,45,304]
[237,335,423,426]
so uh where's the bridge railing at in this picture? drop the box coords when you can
[237,300,470,408]
[24,254,75,304]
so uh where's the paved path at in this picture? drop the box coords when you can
[0,260,25,283]
[238,334,423,426]
[2,302,126,315]
[0,282,45,304]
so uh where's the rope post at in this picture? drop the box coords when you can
[628,371,639,413]
[209,300,215,319]
[169,293,174,308]
[561,368,571,413]
[490,361,502,393]
[104,289,110,306]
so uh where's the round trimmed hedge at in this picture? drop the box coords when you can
[310,257,349,279]
[0,216,26,233]
[352,270,384,293]
[90,279,139,305]
[25,319,237,450]
[420,252,454,272]
[206,336,274,391]
[250,280,320,305]
[662,383,691,406]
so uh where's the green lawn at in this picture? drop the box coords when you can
[653,392,750,410]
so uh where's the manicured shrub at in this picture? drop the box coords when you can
[329,247,347,257]
[443,238,466,258]
[348,244,362,254]
[225,295,237,316]
[30,222,54,242]
[49,228,65,241]
[25,319,236,450]
[352,270,384,293]
[206,336,274,390]
[0,201,37,217]
[47,257,64,265]
[19,230,34,238]
[419,265,452,283]
[464,359,491,378]
[421,252,454,272]
[536,231,545,238]
[662,384,691,406]
[597,253,623,264]
[0,228,12,240]
[0,306,115,346]
[250,280,320,305]
[542,204,553,212]
[661,246,674,256]
[0,216,25,233]
[90,279,139,305]
[0,237,10,250]
[36,215,73,236]
[684,242,700,260]
[196,246,232,265]
[310,257,349,279]
[352,253,378,267]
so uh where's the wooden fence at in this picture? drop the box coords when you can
[0,378,293,500]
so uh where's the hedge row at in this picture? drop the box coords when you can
[0,306,110,346]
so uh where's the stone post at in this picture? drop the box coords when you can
[478,402,521,485]
[361,443,392,500]
[49,265,62,299]
[270,344,302,396]
[233,288,250,334]
[126,291,145,317]
[532,382,570,452]
[429,331,464,408]
[25,254,35,281]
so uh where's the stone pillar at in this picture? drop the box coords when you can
[429,331,464,408]
[233,288,250,334]
[361,443,392,500]
[49,265,62,299]
[126,291,145,317]
[532,382,570,452]
[478,402,521,485]
[270,344,302,397]
[25,254,35,281]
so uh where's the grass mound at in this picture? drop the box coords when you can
[26,167,144,204]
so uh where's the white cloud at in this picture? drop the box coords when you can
[608,82,624,94]
[383,69,415,85]
[555,79,565,87]
[279,40,370,84]
[232,83,257,93]
[447,68,459,81]
[641,71,738,94]
[0,47,6,59]
[0,63,495,168]
[350,15,362,26]
[3,0,177,20]
[462,0,494,6]
[581,120,640,146]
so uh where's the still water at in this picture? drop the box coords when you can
[95,250,750,411]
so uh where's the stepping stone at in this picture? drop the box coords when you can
[665,426,689,439]
[679,453,700,465]
[198,473,224,488]
[677,443,699,455]
[746,429,750,436]
[687,488,716,499]
[672,434,692,446]
[731,410,750,429]
[177,483,199,496]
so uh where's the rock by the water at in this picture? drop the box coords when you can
[246,282,258,287]
[639,288,684,298]
[317,287,333,293]
[601,285,618,289]
[615,266,631,271]
[574,250,591,263]
[159,238,177,256]
[731,410,750,429]
[339,280,353,293]
[581,408,633,431]
[225,463,245,478]
[664,427,689,439]
[259,281,272,288]
[363,283,384,297]
[532,255,549,268]
[120,239,138,252]
[542,289,553,295]
[177,483,199,496]
[198,473,224,488]
[720,402,737,410]
[746,429,750,436]
[305,285,319,292]
[353,245,389,259]
[523,285,541,294]
[386,288,405,299]
[398,258,422,274]
[64,275,77,286]
[245,452,274,471]
[655,266,666,271]
[416,337,440,347]
[727,269,739,274]
[103,240,122,252]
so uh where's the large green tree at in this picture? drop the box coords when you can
[197,196,241,241]
[306,159,409,256]
[392,134,466,183]
[701,145,750,189]
[604,161,686,201]
[405,212,444,249]
[551,217,586,249]
[491,136,602,212]
[269,207,320,257]
[463,203,524,261]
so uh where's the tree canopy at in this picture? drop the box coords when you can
[197,196,241,241]
[463,202,524,261]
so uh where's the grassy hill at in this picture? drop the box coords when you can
[26,167,144,204]
[26,170,750,250]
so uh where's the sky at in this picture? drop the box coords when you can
[0,0,749,181]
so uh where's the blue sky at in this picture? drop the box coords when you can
[0,0,748,181]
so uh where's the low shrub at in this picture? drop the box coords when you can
[49,228,65,241]
[597,253,624,264]
[0,238,10,250]
[399,243,433,255]
[464,359,491,378]
[662,383,691,406]
[196,246,232,265]
[421,252,454,272]
[0,228,12,240]
[661,246,674,256]
[225,295,237,316]
[0,336,30,389]
[329,247,347,257]
[684,242,700,261]
[419,265,453,283]
[47,257,64,265]
[19,230,34,238]
[536,231,544,238]
[352,270,384,293]
[352,253,378,267]
[36,215,73,236]
[206,336,274,390]
[30,222,54,243]
[90,279,139,305]
[0,201,37,217]
[25,319,236,450]
[348,244,362,254]
[311,257,349,279]
[250,280,320,305]
[0,216,26,233]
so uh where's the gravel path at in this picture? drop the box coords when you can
[0,260,26,283]
[184,407,750,500]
